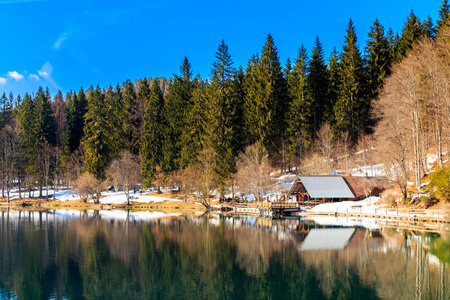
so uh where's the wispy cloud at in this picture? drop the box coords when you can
[38,61,52,78]
[0,77,6,85]
[53,32,67,49]
[7,71,24,80]
[29,74,40,80]
[38,61,60,90]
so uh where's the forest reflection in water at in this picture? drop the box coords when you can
[0,209,449,299]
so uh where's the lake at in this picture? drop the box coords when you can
[0,209,449,299]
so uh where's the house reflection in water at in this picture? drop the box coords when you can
[299,228,356,251]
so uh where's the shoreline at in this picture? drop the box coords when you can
[0,197,208,213]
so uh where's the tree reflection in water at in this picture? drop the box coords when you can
[0,210,448,299]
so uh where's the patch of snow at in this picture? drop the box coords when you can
[311,197,381,214]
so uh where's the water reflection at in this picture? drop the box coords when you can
[0,208,449,299]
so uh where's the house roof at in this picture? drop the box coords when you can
[290,175,355,199]
[300,228,356,251]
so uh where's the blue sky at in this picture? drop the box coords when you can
[0,0,442,98]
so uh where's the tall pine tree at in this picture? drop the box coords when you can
[34,88,57,147]
[365,19,392,101]
[62,88,88,156]
[164,57,196,171]
[122,80,140,154]
[327,47,340,124]
[204,40,239,189]
[17,93,37,179]
[397,11,425,60]
[307,36,329,137]
[334,19,366,143]
[243,34,287,153]
[437,0,450,32]
[286,45,311,155]
[82,86,114,180]
[140,78,166,188]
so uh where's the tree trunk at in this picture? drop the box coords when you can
[45,176,49,201]
[17,172,21,199]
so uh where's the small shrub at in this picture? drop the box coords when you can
[74,173,101,203]
[425,167,450,203]
[420,196,436,208]
[381,190,397,207]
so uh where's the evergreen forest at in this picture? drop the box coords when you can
[1,2,450,204]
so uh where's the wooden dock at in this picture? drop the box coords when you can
[227,203,449,223]
[296,208,449,223]
[230,203,302,217]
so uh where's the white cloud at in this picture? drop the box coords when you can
[7,71,24,80]
[38,61,53,78]
[53,33,67,49]
[0,77,6,85]
[29,74,40,80]
[38,61,60,91]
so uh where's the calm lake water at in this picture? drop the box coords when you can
[0,209,449,300]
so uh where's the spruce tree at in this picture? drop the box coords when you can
[243,34,287,153]
[437,0,450,31]
[82,86,114,180]
[17,93,37,178]
[164,57,195,171]
[286,45,311,155]
[204,40,239,188]
[34,87,57,147]
[307,36,329,137]
[334,19,367,143]
[327,47,340,123]
[423,15,436,38]
[365,19,392,101]
[140,78,166,188]
[397,11,425,60]
[387,28,400,62]
[177,76,205,171]
[231,66,245,152]
[105,85,125,158]
[62,88,88,158]
[122,80,140,154]
[52,90,67,148]
[0,92,13,130]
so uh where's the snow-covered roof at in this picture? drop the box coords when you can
[290,175,355,199]
[300,228,356,251]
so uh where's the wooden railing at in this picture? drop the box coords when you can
[232,202,301,209]
[333,207,447,219]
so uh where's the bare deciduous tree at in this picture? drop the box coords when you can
[66,146,84,183]
[379,45,425,194]
[316,122,334,175]
[39,141,55,201]
[152,165,165,194]
[335,131,353,174]
[376,82,414,201]
[0,122,19,203]
[183,148,217,209]
[106,150,141,205]
[235,143,273,203]
[74,173,101,203]
[355,134,376,176]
